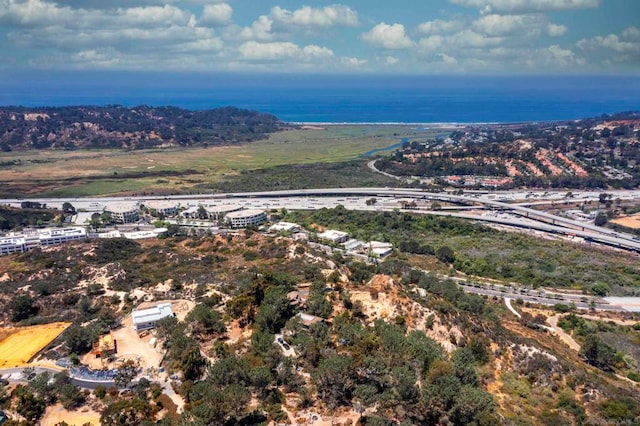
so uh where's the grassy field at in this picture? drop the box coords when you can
[0,125,431,197]
[0,322,71,367]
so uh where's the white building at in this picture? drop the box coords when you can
[106,203,139,224]
[318,230,349,244]
[38,227,87,246]
[225,209,267,229]
[131,303,174,332]
[0,237,27,255]
[269,222,301,233]
[182,204,242,221]
[145,201,178,217]
[0,227,87,255]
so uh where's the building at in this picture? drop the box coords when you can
[366,241,394,258]
[317,229,349,244]
[38,227,87,246]
[0,227,87,256]
[225,209,267,229]
[296,312,324,328]
[131,303,174,332]
[181,204,243,221]
[0,237,26,255]
[106,203,139,224]
[145,201,178,217]
[269,222,301,233]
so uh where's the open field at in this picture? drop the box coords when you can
[41,404,101,426]
[611,214,640,230]
[0,125,431,197]
[0,322,71,368]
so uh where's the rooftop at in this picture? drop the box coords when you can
[132,303,174,325]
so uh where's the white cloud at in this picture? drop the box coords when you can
[450,0,600,14]
[546,23,567,37]
[237,15,275,42]
[270,4,358,29]
[341,56,367,67]
[439,53,458,64]
[200,3,232,27]
[473,14,548,37]
[418,35,444,53]
[361,23,413,50]
[576,26,640,68]
[417,19,464,35]
[237,41,334,62]
[377,55,399,65]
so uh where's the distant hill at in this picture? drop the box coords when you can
[0,105,287,151]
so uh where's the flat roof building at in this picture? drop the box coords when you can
[145,201,179,217]
[269,222,301,233]
[131,303,174,332]
[318,230,349,244]
[106,203,139,224]
[182,204,243,221]
[0,227,87,256]
[225,209,267,229]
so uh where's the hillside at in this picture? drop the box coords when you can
[0,105,286,151]
[1,224,640,425]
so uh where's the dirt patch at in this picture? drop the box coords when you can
[611,214,640,230]
[0,322,71,368]
[41,403,101,426]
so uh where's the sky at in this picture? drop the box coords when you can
[0,0,639,74]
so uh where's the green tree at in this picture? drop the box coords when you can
[312,355,356,408]
[435,246,456,264]
[9,295,39,322]
[594,212,608,226]
[580,335,618,371]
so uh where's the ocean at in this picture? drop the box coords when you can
[0,72,638,124]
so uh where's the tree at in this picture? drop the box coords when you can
[115,359,139,388]
[594,212,608,226]
[580,335,618,371]
[312,355,356,408]
[62,202,76,215]
[435,246,456,264]
[65,325,98,355]
[9,295,39,322]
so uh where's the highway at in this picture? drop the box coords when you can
[4,187,640,252]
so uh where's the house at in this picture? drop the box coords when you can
[131,303,174,332]
[296,312,323,328]
[317,229,349,244]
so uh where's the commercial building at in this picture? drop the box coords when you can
[317,229,349,244]
[106,203,139,224]
[131,303,174,332]
[269,222,301,233]
[225,209,267,228]
[181,204,242,221]
[0,227,87,256]
[145,201,178,217]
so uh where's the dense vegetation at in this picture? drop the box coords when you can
[287,206,640,295]
[0,206,59,231]
[1,227,639,424]
[196,160,397,192]
[0,105,286,150]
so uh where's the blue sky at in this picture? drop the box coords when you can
[0,0,638,74]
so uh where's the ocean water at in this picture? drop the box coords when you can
[0,72,638,124]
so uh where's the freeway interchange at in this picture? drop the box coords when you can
[3,187,640,312]
[5,187,640,252]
